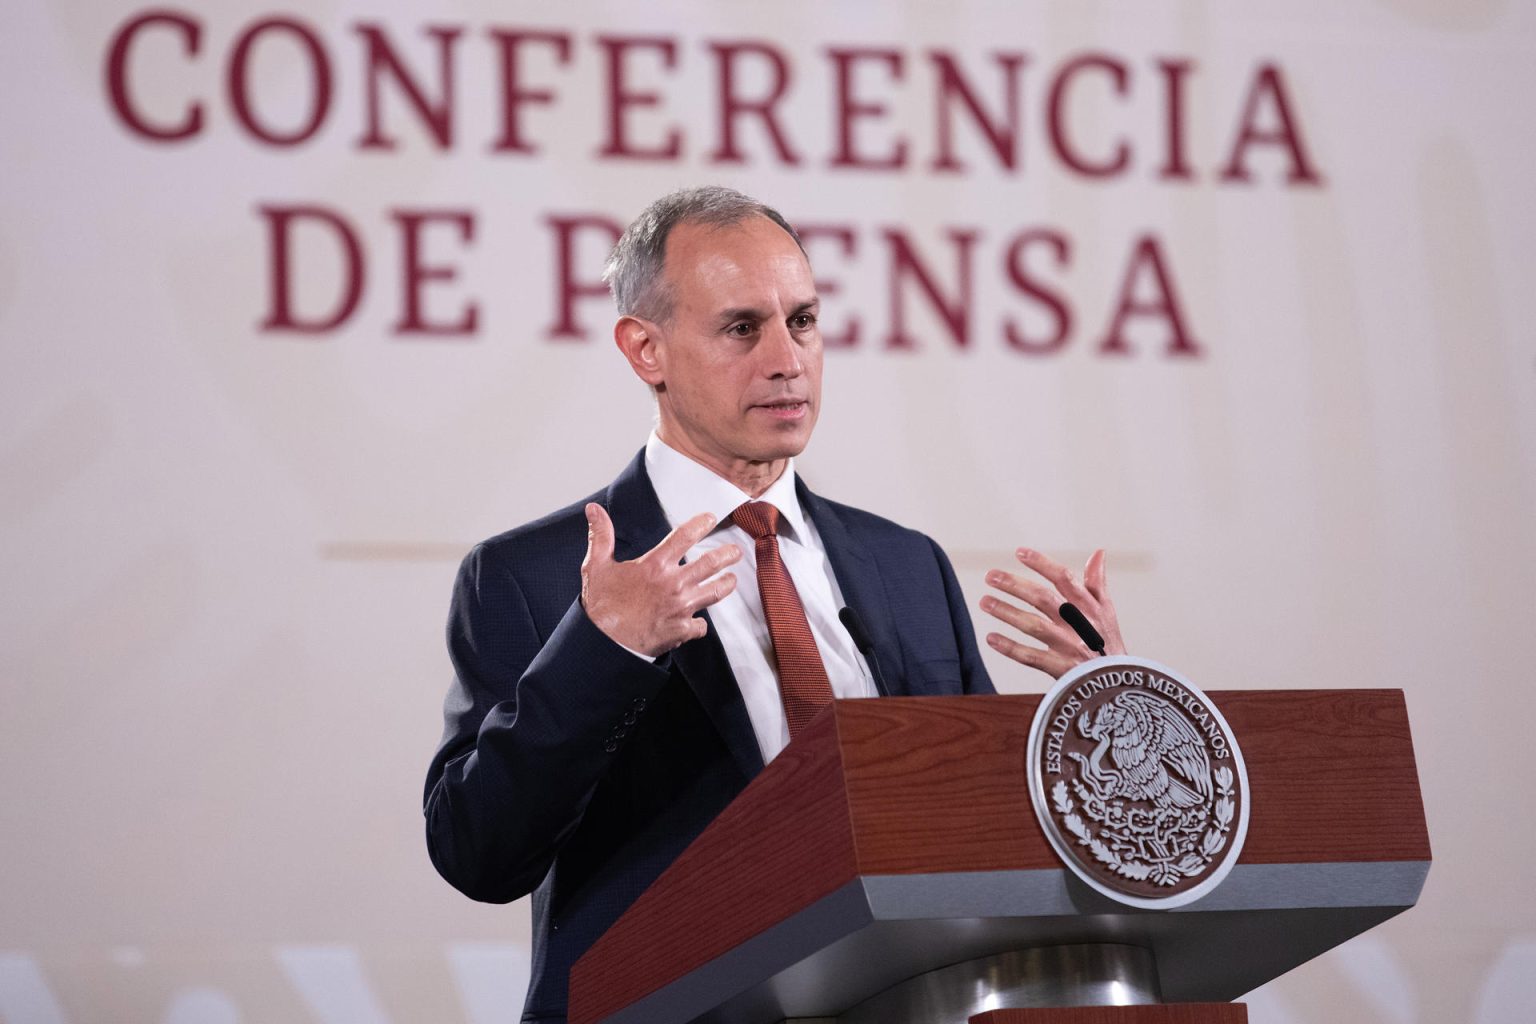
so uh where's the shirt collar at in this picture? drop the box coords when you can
[644,431,808,542]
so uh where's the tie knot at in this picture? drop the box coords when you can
[730,501,781,540]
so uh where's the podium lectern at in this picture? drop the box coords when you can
[569,691,1429,1024]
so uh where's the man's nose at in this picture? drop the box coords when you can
[759,321,804,379]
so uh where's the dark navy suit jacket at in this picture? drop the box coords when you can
[423,451,994,1022]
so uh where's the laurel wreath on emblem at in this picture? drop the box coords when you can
[1052,766,1236,886]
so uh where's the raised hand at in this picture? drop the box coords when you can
[980,547,1126,679]
[580,503,742,657]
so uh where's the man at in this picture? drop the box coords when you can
[423,187,1123,1022]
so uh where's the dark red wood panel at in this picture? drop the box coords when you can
[569,709,859,1024]
[1216,690,1430,863]
[972,1003,1247,1023]
[837,695,1050,873]
[837,690,1429,873]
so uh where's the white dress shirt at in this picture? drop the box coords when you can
[643,432,877,763]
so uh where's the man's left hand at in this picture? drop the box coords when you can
[979,547,1126,679]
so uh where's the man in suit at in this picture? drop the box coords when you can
[423,187,1123,1022]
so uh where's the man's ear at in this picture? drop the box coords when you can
[614,315,665,387]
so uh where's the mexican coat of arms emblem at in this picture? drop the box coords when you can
[1026,656,1251,908]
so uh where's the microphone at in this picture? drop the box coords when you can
[1059,602,1107,657]
[839,606,890,695]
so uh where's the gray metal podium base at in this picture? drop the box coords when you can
[594,863,1425,1024]
[783,943,1160,1024]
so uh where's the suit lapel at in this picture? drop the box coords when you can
[668,628,764,780]
[796,478,910,697]
[603,451,671,563]
[605,452,765,781]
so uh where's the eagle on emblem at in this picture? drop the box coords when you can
[1069,691,1213,810]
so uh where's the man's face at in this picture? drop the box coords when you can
[633,216,823,487]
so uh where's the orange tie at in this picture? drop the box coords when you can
[731,501,835,738]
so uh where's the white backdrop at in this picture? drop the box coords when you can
[3,1,1535,1022]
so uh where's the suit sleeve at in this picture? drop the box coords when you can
[930,537,997,695]
[423,542,672,903]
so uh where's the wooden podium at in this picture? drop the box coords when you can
[568,691,1429,1024]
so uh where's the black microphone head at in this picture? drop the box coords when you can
[838,606,874,654]
[1059,602,1106,654]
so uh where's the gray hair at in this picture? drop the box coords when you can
[603,186,806,322]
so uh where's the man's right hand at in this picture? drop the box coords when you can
[580,503,742,657]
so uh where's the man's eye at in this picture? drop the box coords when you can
[728,322,756,337]
[790,313,817,330]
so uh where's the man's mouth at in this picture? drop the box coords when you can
[753,399,810,420]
